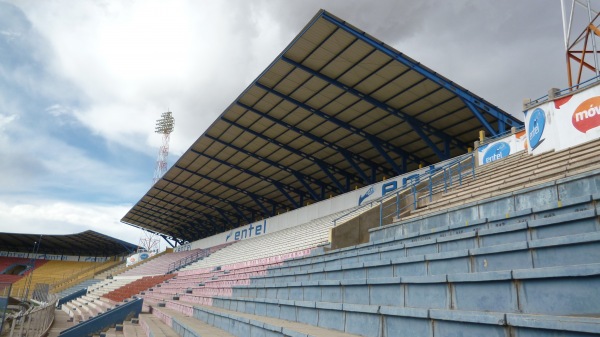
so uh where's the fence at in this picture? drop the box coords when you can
[378,153,475,226]
[1,295,57,337]
[331,152,476,230]
[167,249,210,274]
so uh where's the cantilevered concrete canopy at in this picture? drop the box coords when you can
[122,10,523,245]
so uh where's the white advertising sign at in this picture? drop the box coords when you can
[524,101,558,155]
[125,251,155,266]
[552,85,600,150]
[477,131,527,166]
[525,83,600,155]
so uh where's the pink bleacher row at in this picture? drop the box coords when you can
[152,307,173,327]
[140,318,151,336]
[177,248,312,277]
[119,249,206,277]
[140,248,314,310]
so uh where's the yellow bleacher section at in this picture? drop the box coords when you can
[10,259,121,299]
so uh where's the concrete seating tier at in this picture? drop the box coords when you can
[104,274,175,302]
[88,278,141,297]
[277,195,600,277]
[0,257,50,290]
[406,136,600,221]
[61,294,114,322]
[150,301,362,337]
[136,191,600,336]
[119,249,207,277]
[179,209,353,273]
[105,139,600,336]
[9,260,98,298]
[57,278,102,299]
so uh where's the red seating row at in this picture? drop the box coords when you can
[103,274,175,302]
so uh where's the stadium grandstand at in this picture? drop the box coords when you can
[3,8,600,337]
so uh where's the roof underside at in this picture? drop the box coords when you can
[122,10,523,244]
[0,231,138,256]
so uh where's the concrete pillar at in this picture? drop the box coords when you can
[548,87,560,100]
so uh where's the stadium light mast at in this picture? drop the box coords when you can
[561,0,600,87]
[153,111,175,183]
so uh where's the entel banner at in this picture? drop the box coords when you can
[525,83,600,155]
[477,131,527,166]
[125,251,155,266]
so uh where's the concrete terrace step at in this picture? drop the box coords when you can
[150,307,234,337]
[422,137,600,200]
[227,262,600,317]
[123,320,145,337]
[207,296,600,337]
[191,303,365,337]
[139,313,180,337]
[144,295,600,337]
[408,138,600,220]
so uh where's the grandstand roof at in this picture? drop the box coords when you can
[121,10,523,245]
[0,230,137,256]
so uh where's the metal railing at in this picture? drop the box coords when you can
[378,152,475,227]
[2,295,57,337]
[167,248,210,274]
[479,125,525,146]
[524,74,600,110]
[331,152,476,230]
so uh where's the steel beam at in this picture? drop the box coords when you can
[320,12,522,133]
[281,56,454,159]
[170,165,281,216]
[150,185,241,224]
[235,102,395,179]
[189,148,310,204]
[463,100,496,136]
[254,82,429,166]
[206,135,338,199]
[222,116,358,191]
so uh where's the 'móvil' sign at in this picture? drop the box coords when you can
[572,96,600,133]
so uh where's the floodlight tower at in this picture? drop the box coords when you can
[561,0,600,86]
[153,111,175,183]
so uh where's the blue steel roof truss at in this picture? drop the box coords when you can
[147,185,242,227]
[234,101,395,181]
[281,58,457,161]
[221,116,359,192]
[319,12,521,136]
[137,198,229,233]
[204,134,335,199]
[187,147,311,205]
[170,164,282,216]
[122,10,524,244]
[254,82,429,166]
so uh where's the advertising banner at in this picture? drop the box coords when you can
[125,251,155,267]
[552,85,600,150]
[524,101,558,155]
[525,83,600,155]
[477,131,527,166]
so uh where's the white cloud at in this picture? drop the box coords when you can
[0,113,17,130]
[13,0,286,156]
[0,200,141,245]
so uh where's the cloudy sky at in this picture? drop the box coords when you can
[0,0,591,249]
